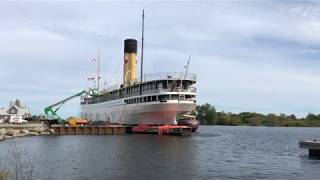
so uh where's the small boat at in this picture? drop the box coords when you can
[299,140,320,157]
[177,114,199,132]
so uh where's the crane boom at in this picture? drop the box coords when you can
[44,90,86,123]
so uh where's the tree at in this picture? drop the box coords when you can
[264,114,279,126]
[195,103,320,127]
[196,103,217,124]
[289,114,296,120]
[306,113,320,121]
[248,116,263,126]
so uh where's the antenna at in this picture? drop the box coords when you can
[140,9,145,83]
[184,56,191,79]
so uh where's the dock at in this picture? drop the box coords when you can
[299,140,320,157]
[51,124,193,136]
[52,125,126,135]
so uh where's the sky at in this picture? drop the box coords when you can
[1,1,320,118]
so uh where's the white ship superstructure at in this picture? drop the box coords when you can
[80,38,197,125]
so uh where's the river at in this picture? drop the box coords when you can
[0,126,319,180]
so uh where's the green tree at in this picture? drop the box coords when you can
[196,103,217,124]
[248,116,263,126]
[264,114,279,126]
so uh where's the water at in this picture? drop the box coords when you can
[0,126,320,180]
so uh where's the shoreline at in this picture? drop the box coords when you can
[0,123,53,142]
[199,124,320,128]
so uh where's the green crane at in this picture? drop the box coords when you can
[44,90,87,124]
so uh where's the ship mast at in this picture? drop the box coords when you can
[184,56,191,79]
[97,50,100,94]
[140,9,145,83]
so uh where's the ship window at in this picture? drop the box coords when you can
[171,94,179,100]
[159,95,169,102]
[148,96,151,102]
[163,81,167,89]
[144,96,147,102]
[179,94,185,100]
[185,95,194,100]
[152,96,156,101]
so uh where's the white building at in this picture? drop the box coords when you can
[0,99,31,122]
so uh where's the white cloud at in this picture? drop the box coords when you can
[0,1,320,117]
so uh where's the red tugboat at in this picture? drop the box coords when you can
[178,114,199,132]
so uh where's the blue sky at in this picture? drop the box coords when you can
[1,1,320,118]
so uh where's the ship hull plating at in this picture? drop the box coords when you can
[80,100,195,125]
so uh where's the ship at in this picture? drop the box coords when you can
[80,38,197,126]
[80,12,197,127]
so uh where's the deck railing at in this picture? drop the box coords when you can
[144,72,196,82]
[100,72,196,93]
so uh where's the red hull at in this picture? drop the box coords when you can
[132,124,192,135]
[178,120,199,132]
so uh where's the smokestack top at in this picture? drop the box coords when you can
[124,39,137,53]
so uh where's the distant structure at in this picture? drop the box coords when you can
[0,99,31,122]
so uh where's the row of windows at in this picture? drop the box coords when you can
[125,95,158,104]
[83,80,195,105]
[82,93,196,105]
[124,94,196,104]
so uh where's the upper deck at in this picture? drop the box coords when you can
[81,72,197,105]
[144,72,196,82]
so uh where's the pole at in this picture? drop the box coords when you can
[184,56,191,79]
[98,50,100,94]
[141,9,145,83]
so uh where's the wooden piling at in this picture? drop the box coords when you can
[52,125,126,135]
[51,124,193,136]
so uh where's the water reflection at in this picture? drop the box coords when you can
[115,135,197,180]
